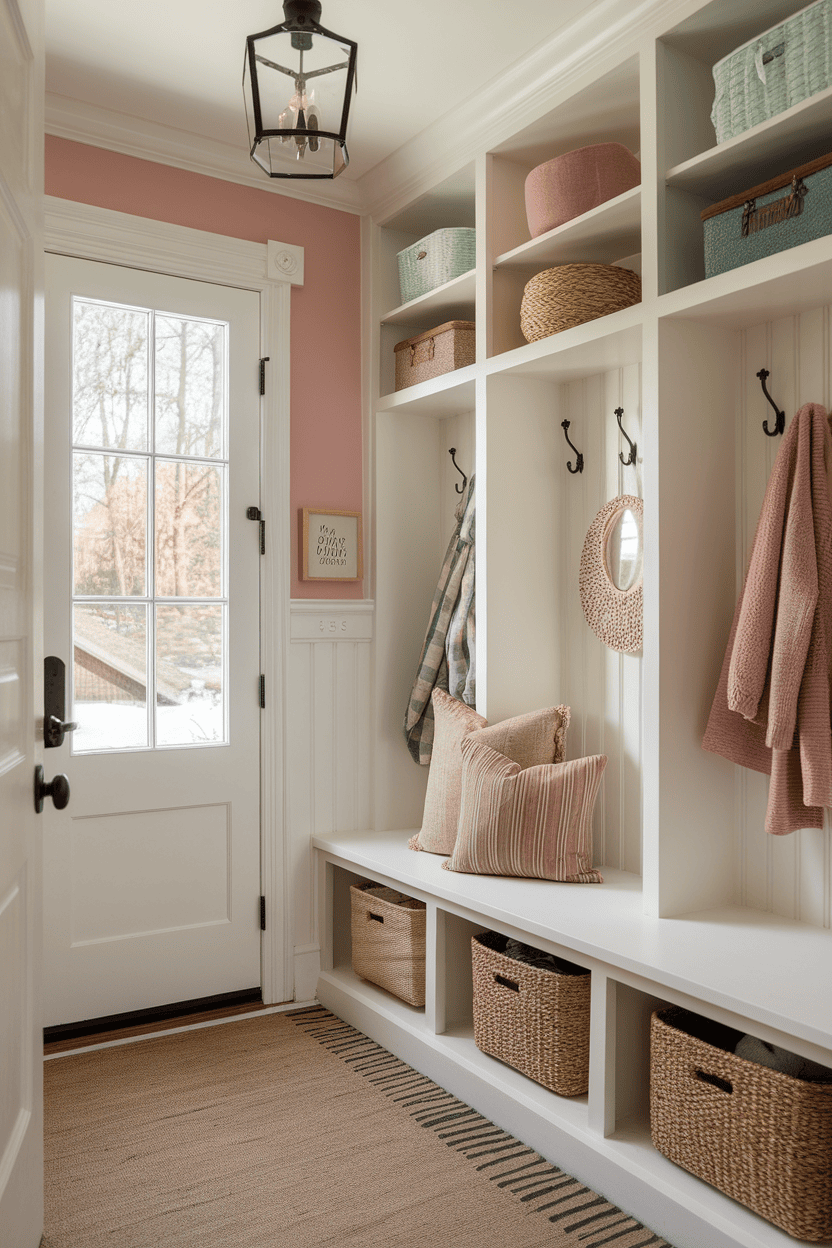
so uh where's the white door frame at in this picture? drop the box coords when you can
[44,195,301,1006]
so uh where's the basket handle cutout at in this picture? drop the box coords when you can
[368,912,384,923]
[494,973,519,992]
[695,1069,732,1094]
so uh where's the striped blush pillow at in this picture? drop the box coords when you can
[444,737,606,883]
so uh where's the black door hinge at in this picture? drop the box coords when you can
[260,895,266,931]
[259,357,270,395]
[259,674,265,709]
[246,506,265,554]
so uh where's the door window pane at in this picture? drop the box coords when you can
[73,452,147,596]
[154,315,226,458]
[72,300,149,451]
[154,460,223,598]
[156,605,224,746]
[73,604,148,751]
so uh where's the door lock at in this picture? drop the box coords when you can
[44,655,77,747]
[34,765,70,813]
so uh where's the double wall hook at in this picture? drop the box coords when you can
[448,447,467,494]
[561,420,584,474]
[615,407,637,466]
[757,369,785,437]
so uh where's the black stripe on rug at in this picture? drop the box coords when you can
[286,1006,673,1248]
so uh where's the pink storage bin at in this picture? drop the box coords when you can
[524,143,640,239]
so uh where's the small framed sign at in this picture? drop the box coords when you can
[301,508,363,581]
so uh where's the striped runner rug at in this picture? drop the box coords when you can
[43,1004,672,1248]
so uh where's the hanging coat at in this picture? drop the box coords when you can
[703,402,832,834]
[404,476,476,764]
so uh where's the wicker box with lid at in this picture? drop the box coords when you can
[350,882,426,1007]
[701,151,832,278]
[393,320,475,392]
[650,1006,832,1241]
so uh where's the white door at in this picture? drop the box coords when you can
[0,0,44,1240]
[43,255,263,1027]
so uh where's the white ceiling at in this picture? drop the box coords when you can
[45,0,607,184]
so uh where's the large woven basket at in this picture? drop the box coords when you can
[520,264,641,343]
[471,932,590,1096]
[650,1007,832,1241]
[711,0,832,144]
[350,883,426,1007]
[397,227,476,305]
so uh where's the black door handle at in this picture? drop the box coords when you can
[34,765,70,813]
[44,656,76,748]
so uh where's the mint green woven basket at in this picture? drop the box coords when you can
[397,228,476,306]
[711,0,832,144]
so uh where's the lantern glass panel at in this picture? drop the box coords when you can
[246,26,353,177]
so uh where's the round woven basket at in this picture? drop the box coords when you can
[520,264,641,343]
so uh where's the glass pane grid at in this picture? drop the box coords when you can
[70,296,230,755]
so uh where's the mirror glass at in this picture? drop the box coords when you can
[605,506,642,592]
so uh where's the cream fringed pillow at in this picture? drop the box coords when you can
[408,689,487,855]
[444,737,606,883]
[409,696,572,856]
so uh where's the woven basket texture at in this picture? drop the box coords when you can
[350,883,426,1007]
[397,227,476,304]
[471,932,590,1096]
[524,143,641,238]
[519,264,641,343]
[650,1008,832,1241]
[703,156,832,277]
[393,320,475,391]
[711,0,832,143]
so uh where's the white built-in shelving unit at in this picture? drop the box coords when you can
[315,2,832,1246]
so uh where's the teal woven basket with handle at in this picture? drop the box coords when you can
[702,151,832,278]
[397,227,476,305]
[711,0,832,144]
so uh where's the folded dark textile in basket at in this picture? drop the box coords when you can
[734,1033,832,1082]
[504,938,586,976]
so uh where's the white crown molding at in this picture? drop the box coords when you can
[357,0,683,224]
[45,92,364,216]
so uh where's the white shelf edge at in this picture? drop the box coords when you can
[380,269,477,326]
[485,302,644,379]
[494,186,642,270]
[658,235,832,328]
[665,85,832,199]
[376,363,478,416]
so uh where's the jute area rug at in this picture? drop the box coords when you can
[43,1005,671,1248]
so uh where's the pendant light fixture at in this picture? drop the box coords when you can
[243,0,357,180]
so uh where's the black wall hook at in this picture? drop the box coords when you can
[561,420,584,474]
[615,406,637,466]
[448,447,467,494]
[757,369,785,437]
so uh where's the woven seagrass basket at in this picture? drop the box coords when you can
[520,264,641,343]
[350,883,426,1007]
[471,932,590,1096]
[650,1007,832,1241]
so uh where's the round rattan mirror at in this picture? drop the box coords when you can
[579,495,643,654]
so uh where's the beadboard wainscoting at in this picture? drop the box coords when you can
[738,310,832,929]
[560,365,643,876]
[287,601,374,998]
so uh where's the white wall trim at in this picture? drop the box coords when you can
[45,92,364,216]
[44,196,297,1006]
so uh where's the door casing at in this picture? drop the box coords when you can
[44,198,300,1006]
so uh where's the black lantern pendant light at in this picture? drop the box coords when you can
[243,0,357,179]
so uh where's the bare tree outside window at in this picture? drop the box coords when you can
[71,298,228,752]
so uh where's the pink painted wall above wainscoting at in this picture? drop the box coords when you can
[45,136,364,599]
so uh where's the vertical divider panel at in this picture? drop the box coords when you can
[426,903,445,1035]
[588,970,616,1138]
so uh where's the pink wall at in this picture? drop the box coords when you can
[46,136,364,599]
